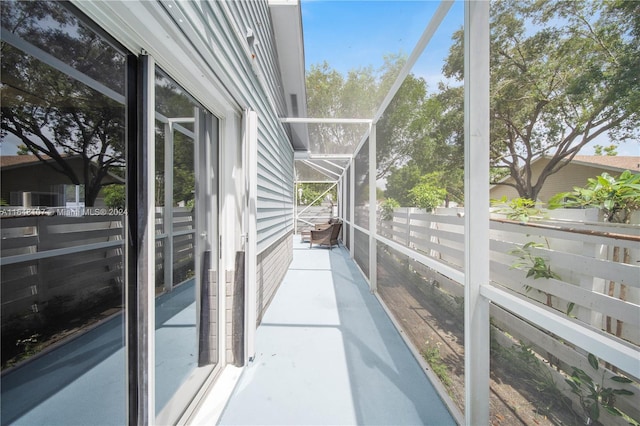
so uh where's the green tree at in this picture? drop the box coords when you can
[408,182,446,212]
[376,74,429,179]
[306,55,405,154]
[103,184,125,209]
[420,170,464,207]
[593,145,618,156]
[1,1,126,206]
[385,163,423,206]
[443,0,639,201]
[381,85,465,207]
[297,183,336,206]
[380,198,400,221]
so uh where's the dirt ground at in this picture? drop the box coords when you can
[376,249,580,426]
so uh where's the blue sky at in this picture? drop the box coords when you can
[301,0,464,89]
[300,0,638,156]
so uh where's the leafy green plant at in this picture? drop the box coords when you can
[510,241,560,311]
[491,196,544,223]
[15,333,40,358]
[422,340,452,389]
[409,183,446,212]
[565,353,634,425]
[380,198,400,221]
[509,242,560,281]
[549,171,640,223]
[297,183,337,206]
[103,184,125,209]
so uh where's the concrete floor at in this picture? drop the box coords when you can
[216,240,456,425]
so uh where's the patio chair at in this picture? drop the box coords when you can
[310,222,342,249]
[314,217,338,231]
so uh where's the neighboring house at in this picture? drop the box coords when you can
[490,155,640,203]
[0,154,123,207]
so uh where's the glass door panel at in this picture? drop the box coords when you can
[0,1,128,424]
[153,70,218,422]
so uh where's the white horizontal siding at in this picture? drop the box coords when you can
[162,0,294,253]
[77,0,295,272]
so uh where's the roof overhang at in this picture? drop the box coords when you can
[268,0,309,152]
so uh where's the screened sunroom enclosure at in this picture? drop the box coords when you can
[1,0,639,425]
[293,1,639,425]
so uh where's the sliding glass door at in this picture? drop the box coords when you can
[1,1,128,424]
[154,70,219,423]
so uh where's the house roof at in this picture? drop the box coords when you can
[570,155,640,172]
[1,155,53,168]
[1,155,125,183]
[490,155,640,190]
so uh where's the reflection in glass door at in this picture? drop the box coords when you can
[153,70,218,422]
[0,1,128,424]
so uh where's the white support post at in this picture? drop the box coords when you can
[218,112,239,367]
[464,1,491,425]
[349,161,355,258]
[406,208,412,248]
[294,182,298,235]
[369,124,377,292]
[243,110,258,363]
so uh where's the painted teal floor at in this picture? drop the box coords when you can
[218,240,456,425]
[2,241,457,425]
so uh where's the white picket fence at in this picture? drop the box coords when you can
[1,207,195,323]
[378,207,640,424]
[380,207,640,343]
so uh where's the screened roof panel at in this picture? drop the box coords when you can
[294,156,350,182]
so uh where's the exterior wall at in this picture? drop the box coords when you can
[224,1,288,116]
[490,158,629,202]
[256,231,293,324]
[73,0,297,416]
[256,130,295,253]
[170,0,296,254]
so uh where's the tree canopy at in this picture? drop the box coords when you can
[305,54,405,154]
[445,0,640,200]
[1,1,126,206]
[307,0,638,210]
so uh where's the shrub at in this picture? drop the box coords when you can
[409,183,446,212]
[380,198,399,221]
[549,170,640,223]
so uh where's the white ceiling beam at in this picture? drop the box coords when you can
[281,117,372,124]
[303,160,341,178]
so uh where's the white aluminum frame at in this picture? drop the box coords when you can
[243,109,259,363]
[368,123,377,292]
[463,1,491,424]
[137,54,156,425]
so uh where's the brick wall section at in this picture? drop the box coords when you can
[256,232,293,324]
[225,232,293,365]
